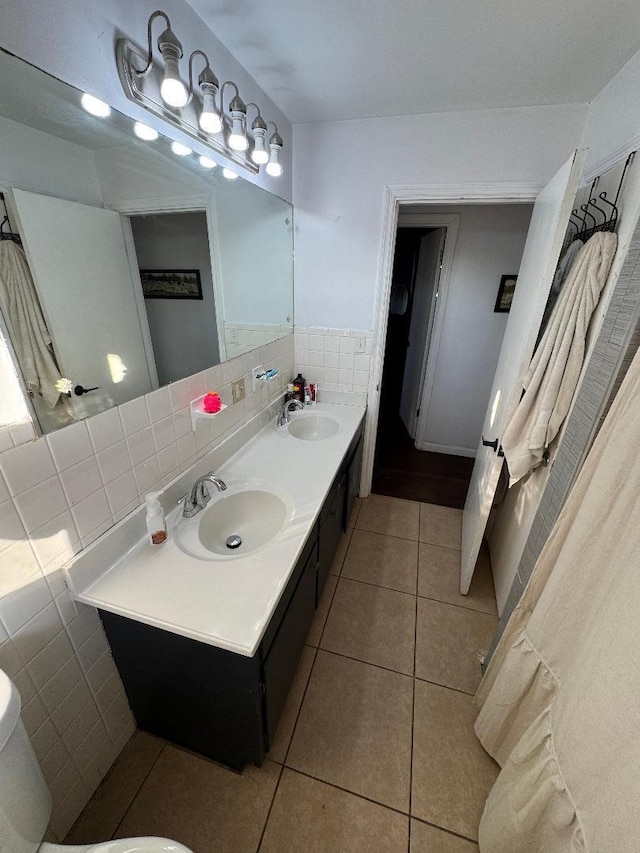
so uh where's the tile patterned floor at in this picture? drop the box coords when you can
[66,495,500,852]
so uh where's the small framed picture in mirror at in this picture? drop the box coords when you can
[140,269,203,299]
[495,274,517,313]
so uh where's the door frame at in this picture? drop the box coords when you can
[395,214,459,449]
[361,181,543,497]
[108,194,228,366]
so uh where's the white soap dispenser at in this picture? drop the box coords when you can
[145,491,167,545]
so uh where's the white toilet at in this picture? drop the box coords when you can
[0,668,193,853]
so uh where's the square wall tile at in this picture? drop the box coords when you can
[71,489,111,540]
[119,397,150,436]
[86,409,124,454]
[59,459,103,507]
[146,387,171,423]
[105,473,138,515]
[0,499,26,551]
[47,422,94,472]
[0,438,56,495]
[126,428,155,466]
[96,442,132,485]
[14,476,68,535]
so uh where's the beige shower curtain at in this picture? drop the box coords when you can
[475,342,640,852]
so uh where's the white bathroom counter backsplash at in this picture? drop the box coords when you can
[65,401,365,657]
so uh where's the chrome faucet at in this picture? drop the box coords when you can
[277,392,304,426]
[180,472,227,518]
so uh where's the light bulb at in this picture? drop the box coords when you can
[171,141,191,156]
[161,75,189,108]
[134,122,158,141]
[266,160,283,177]
[266,137,283,177]
[81,93,111,118]
[228,131,248,152]
[222,167,238,180]
[199,92,222,134]
[199,156,216,169]
[251,128,269,164]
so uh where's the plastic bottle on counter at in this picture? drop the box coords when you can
[145,492,167,545]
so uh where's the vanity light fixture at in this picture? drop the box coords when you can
[81,93,111,118]
[171,140,191,156]
[199,155,217,169]
[116,9,285,177]
[134,121,159,141]
[222,167,238,180]
[266,123,284,177]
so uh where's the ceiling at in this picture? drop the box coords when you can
[186,0,640,124]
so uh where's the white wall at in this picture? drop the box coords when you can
[412,204,533,455]
[292,103,588,332]
[0,0,292,200]
[130,212,220,384]
[0,116,101,205]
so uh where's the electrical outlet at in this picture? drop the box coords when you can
[232,378,245,403]
[355,335,366,353]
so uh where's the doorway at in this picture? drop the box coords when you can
[129,210,220,386]
[372,203,534,508]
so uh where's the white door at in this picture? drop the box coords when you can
[460,149,585,594]
[13,189,154,420]
[399,229,446,438]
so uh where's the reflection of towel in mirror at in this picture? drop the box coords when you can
[502,231,617,484]
[0,240,64,408]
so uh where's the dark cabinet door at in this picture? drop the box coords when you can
[262,546,317,748]
[317,479,346,600]
[346,436,364,526]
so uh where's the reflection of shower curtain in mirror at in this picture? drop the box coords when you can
[0,240,66,409]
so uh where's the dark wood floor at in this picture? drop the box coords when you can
[373,415,474,508]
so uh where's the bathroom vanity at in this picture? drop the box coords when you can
[66,402,364,770]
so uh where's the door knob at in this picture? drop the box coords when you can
[74,384,100,396]
[482,436,505,457]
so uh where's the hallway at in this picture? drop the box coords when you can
[66,494,499,851]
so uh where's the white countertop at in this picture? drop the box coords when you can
[65,401,365,657]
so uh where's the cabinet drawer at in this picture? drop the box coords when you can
[262,547,317,748]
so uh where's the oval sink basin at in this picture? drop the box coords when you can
[288,414,339,441]
[174,481,294,561]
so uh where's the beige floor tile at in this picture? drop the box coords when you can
[287,651,413,811]
[342,529,418,593]
[418,543,496,615]
[269,645,316,763]
[356,494,420,541]
[261,769,409,853]
[412,681,499,840]
[419,504,462,549]
[321,578,416,674]
[65,730,164,844]
[348,497,364,528]
[115,745,280,853]
[410,819,478,852]
[415,598,497,694]
[330,528,354,576]
[306,574,338,646]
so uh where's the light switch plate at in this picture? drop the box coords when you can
[355,335,366,352]
[232,378,246,403]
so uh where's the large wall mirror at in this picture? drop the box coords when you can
[0,48,293,443]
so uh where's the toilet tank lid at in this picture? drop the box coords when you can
[0,669,21,751]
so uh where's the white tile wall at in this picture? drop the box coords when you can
[294,326,374,395]
[0,333,294,840]
[224,323,293,359]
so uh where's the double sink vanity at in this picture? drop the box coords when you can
[66,399,365,770]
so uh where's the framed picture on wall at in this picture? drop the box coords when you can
[494,274,518,313]
[140,269,203,299]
